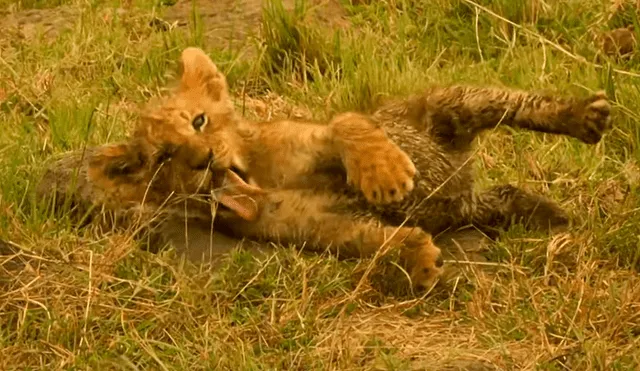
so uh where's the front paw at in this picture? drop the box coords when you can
[331,112,417,204]
[345,142,417,204]
[574,91,612,144]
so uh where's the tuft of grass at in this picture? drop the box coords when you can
[258,0,342,92]
[1,0,640,369]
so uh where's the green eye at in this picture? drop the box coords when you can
[192,113,208,131]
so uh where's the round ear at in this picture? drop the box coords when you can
[178,47,230,102]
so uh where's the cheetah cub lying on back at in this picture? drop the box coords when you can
[38,47,612,291]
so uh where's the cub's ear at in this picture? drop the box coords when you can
[88,143,147,181]
[178,47,230,102]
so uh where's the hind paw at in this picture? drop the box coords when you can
[396,231,444,291]
[573,91,612,144]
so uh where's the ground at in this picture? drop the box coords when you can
[1,0,640,370]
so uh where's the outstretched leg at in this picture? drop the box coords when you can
[216,189,444,290]
[377,86,612,151]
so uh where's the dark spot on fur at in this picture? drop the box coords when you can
[156,151,171,165]
[156,144,178,165]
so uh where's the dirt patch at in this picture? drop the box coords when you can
[0,0,348,48]
[0,6,79,41]
[160,0,349,50]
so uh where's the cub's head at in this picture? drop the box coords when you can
[136,47,248,175]
[88,48,261,219]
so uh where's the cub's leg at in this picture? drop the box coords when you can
[395,86,611,150]
[217,189,444,290]
[253,113,417,205]
[376,87,609,232]
[329,113,417,204]
[472,185,569,232]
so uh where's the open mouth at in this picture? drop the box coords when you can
[229,164,249,183]
[211,164,265,222]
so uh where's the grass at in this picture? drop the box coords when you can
[1,0,640,369]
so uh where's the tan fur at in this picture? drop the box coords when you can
[37,47,612,292]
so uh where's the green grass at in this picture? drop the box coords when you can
[1,0,640,369]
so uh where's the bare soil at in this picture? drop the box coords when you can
[0,0,348,47]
